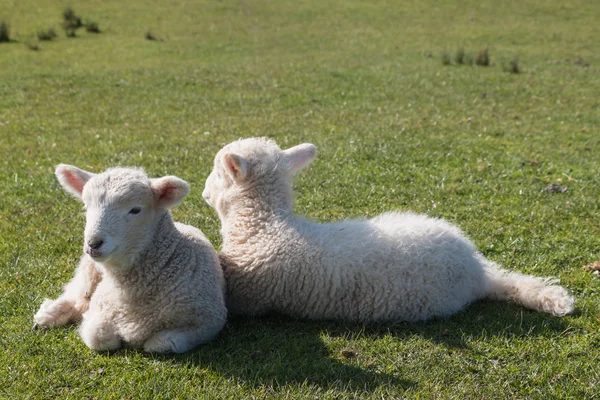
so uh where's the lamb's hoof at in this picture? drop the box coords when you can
[541,286,575,316]
[32,323,39,331]
[33,298,75,328]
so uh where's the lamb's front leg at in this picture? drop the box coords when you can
[78,310,121,351]
[33,256,102,329]
[143,326,222,354]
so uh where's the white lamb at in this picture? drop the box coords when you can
[34,165,227,353]
[202,137,575,322]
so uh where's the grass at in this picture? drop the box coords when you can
[0,0,599,398]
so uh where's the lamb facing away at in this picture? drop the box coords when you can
[34,165,227,353]
[202,138,575,322]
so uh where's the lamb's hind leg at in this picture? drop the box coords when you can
[143,326,221,354]
[34,256,102,328]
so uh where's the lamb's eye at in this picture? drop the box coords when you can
[129,207,142,215]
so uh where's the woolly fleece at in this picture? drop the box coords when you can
[203,138,575,322]
[34,166,227,353]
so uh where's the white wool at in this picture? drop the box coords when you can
[204,138,575,322]
[34,165,227,353]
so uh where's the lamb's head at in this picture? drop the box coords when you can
[55,164,189,266]
[202,137,316,216]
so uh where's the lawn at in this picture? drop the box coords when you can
[0,0,599,398]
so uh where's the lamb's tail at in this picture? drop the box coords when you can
[483,260,575,316]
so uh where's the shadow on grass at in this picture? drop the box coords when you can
[336,299,575,349]
[159,316,416,393]
[27,297,573,395]
[28,318,415,393]
[153,299,572,392]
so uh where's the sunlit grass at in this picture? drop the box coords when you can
[0,0,598,398]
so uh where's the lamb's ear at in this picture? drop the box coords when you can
[284,143,317,174]
[151,176,190,209]
[223,152,248,182]
[55,164,95,200]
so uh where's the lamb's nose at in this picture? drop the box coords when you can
[88,238,104,250]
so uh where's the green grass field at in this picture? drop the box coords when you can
[1,0,599,398]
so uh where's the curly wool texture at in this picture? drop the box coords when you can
[205,138,575,322]
[35,166,227,353]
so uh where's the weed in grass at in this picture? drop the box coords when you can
[504,57,520,73]
[441,52,451,65]
[573,57,590,67]
[24,41,40,51]
[0,20,10,42]
[37,28,57,41]
[475,48,490,66]
[63,8,82,27]
[85,22,101,33]
[145,30,159,41]
[455,48,465,65]
[62,8,83,37]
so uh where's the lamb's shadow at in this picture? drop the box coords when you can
[324,300,576,350]
[163,316,416,393]
[160,300,573,392]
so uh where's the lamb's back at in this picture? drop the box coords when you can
[309,211,479,273]
[274,211,486,321]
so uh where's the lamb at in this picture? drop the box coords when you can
[33,165,227,353]
[202,137,575,322]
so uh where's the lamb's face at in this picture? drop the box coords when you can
[202,153,233,211]
[55,165,190,265]
[203,138,317,217]
[81,170,155,263]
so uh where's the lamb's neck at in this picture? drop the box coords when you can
[101,211,181,283]
[221,195,294,246]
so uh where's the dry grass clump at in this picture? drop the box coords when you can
[62,8,83,37]
[475,48,490,66]
[0,20,10,42]
[37,28,57,41]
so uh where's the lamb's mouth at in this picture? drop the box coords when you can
[85,247,112,261]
